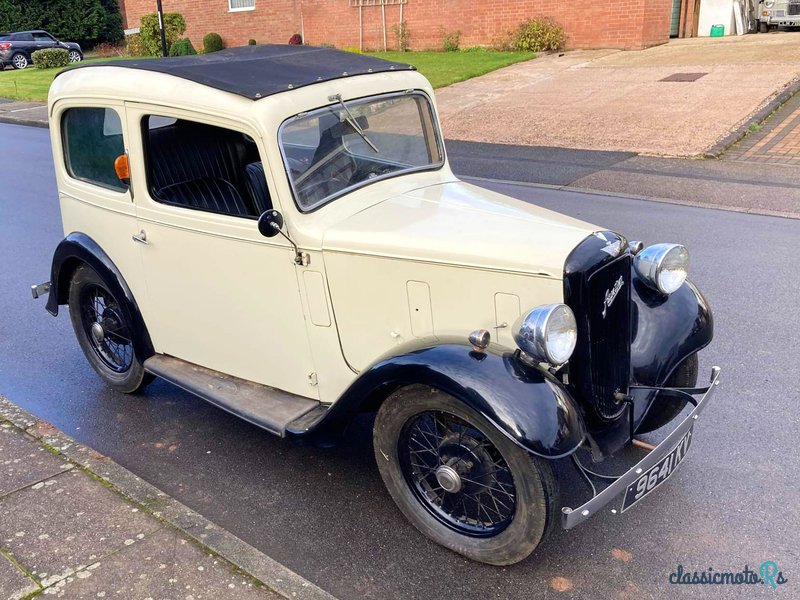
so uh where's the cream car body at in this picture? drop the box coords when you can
[38,46,720,566]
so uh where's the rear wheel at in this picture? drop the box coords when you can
[67,50,82,63]
[373,386,559,565]
[636,353,699,434]
[68,265,153,394]
[11,53,28,69]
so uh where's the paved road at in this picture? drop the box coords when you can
[447,140,800,219]
[1,122,798,599]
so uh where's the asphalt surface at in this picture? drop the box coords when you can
[1,122,798,599]
[448,140,800,219]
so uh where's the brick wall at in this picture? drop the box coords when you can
[121,0,671,52]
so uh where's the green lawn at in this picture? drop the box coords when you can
[0,50,534,102]
[364,50,535,89]
[0,57,129,102]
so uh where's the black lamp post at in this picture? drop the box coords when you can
[156,0,168,57]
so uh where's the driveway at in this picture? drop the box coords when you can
[436,33,800,156]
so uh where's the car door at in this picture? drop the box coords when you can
[32,32,56,51]
[124,103,319,400]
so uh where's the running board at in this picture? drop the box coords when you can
[143,355,319,437]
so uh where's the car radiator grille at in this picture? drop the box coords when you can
[584,255,632,419]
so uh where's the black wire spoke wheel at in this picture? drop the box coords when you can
[68,264,153,394]
[374,386,559,565]
[78,284,134,373]
[400,410,517,537]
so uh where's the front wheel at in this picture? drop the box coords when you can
[373,386,559,565]
[67,50,82,63]
[11,53,28,69]
[68,264,153,394]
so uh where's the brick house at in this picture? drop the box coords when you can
[120,0,673,52]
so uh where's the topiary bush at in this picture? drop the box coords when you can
[32,48,69,69]
[140,12,186,56]
[248,38,257,45]
[512,17,566,52]
[203,32,225,53]
[169,38,197,56]
[288,33,302,45]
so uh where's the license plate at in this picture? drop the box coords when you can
[621,427,693,512]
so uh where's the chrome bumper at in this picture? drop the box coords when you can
[561,366,721,530]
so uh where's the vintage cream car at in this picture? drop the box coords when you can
[34,46,720,565]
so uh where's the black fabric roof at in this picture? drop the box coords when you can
[61,45,416,100]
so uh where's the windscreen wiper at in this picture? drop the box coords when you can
[329,94,379,153]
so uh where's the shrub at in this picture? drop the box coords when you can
[203,32,225,53]
[169,38,197,56]
[288,33,303,45]
[490,31,515,52]
[91,41,127,57]
[0,0,123,47]
[125,32,145,57]
[441,29,460,52]
[512,17,566,52]
[342,46,362,54]
[32,48,69,69]
[248,38,257,45]
[140,12,186,56]
[392,21,410,51]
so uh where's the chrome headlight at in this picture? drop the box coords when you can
[512,304,577,366]
[765,0,775,7]
[633,243,689,295]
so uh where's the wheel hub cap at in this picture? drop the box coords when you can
[90,322,105,343]
[435,464,462,493]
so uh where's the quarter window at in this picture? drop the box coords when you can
[229,0,255,11]
[61,107,128,192]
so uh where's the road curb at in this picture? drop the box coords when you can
[464,175,800,221]
[0,114,48,128]
[704,76,800,159]
[0,394,338,600]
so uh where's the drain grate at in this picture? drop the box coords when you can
[659,72,708,82]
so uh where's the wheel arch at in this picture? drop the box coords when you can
[46,232,155,361]
[289,339,588,459]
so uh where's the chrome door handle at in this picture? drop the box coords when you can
[132,230,149,245]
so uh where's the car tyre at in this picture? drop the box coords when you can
[636,353,699,434]
[68,264,153,394]
[373,385,559,565]
[68,50,82,63]
[11,53,28,69]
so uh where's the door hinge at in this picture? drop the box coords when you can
[308,372,318,386]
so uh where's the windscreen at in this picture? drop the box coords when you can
[280,92,443,211]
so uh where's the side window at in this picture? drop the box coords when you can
[62,107,128,192]
[142,115,270,218]
[33,32,53,42]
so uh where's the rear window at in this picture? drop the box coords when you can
[0,35,9,41]
[61,107,128,192]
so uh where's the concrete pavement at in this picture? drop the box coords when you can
[0,100,47,128]
[437,33,800,156]
[0,395,336,600]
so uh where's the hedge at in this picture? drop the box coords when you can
[0,0,123,47]
[140,12,186,57]
[32,48,69,69]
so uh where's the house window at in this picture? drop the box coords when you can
[229,0,255,11]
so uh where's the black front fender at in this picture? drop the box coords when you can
[45,232,154,361]
[292,339,587,458]
[631,277,713,386]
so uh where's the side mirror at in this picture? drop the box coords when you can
[257,209,284,238]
